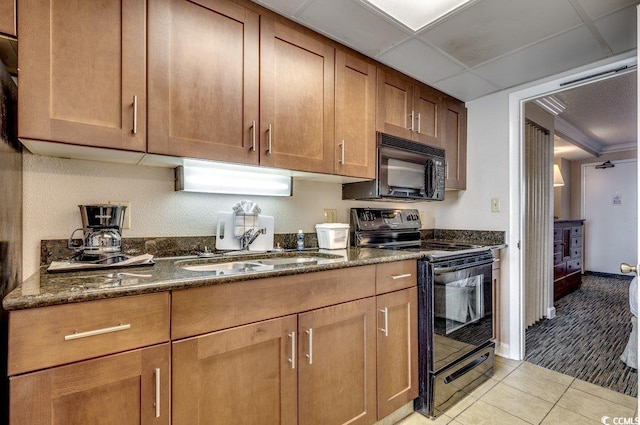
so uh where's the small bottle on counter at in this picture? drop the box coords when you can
[296,230,304,251]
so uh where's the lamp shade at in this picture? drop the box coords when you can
[553,164,565,187]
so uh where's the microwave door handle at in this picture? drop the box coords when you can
[425,159,435,198]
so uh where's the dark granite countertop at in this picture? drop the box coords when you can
[3,248,423,311]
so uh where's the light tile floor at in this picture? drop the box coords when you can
[397,356,639,425]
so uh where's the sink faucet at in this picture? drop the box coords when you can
[240,228,266,250]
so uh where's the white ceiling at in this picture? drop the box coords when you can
[255,0,639,160]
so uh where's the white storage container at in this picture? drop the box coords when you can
[315,223,350,249]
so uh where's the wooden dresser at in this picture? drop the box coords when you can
[553,220,585,300]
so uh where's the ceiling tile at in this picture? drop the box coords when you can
[419,0,583,68]
[430,71,499,101]
[252,0,309,16]
[594,5,638,54]
[573,0,640,20]
[473,26,606,90]
[376,39,465,83]
[295,0,409,57]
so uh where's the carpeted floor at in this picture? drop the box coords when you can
[525,273,638,397]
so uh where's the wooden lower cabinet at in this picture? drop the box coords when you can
[172,315,298,425]
[298,298,377,425]
[9,343,171,425]
[376,287,418,419]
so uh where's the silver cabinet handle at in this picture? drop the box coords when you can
[391,273,412,280]
[339,140,345,164]
[266,124,272,154]
[409,111,414,131]
[305,328,313,365]
[250,120,256,152]
[64,323,131,341]
[154,368,161,418]
[132,95,138,135]
[417,113,421,134]
[379,308,389,336]
[288,331,296,369]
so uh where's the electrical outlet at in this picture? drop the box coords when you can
[109,201,131,229]
[491,198,501,213]
[323,208,337,223]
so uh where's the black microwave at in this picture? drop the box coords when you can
[342,133,445,201]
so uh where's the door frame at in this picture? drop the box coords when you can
[506,52,637,360]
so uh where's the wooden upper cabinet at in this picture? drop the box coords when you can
[376,69,414,140]
[298,297,376,425]
[18,0,146,151]
[442,98,467,190]
[260,16,335,174]
[335,50,376,179]
[377,68,443,147]
[147,0,259,164]
[10,344,171,425]
[0,0,16,37]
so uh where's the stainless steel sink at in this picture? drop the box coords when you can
[176,252,346,275]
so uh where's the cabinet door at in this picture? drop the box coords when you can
[172,316,298,425]
[0,0,15,36]
[442,98,467,189]
[18,0,146,151]
[335,50,376,179]
[260,17,335,174]
[376,69,414,140]
[10,344,170,425]
[376,288,418,419]
[413,84,442,147]
[148,0,259,164]
[298,298,376,425]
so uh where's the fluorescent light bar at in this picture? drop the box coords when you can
[175,163,292,196]
[365,0,473,31]
[535,96,566,116]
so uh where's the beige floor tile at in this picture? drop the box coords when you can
[466,377,499,398]
[502,367,570,403]
[557,388,636,422]
[570,378,638,410]
[492,358,520,380]
[480,381,554,424]
[394,412,452,425]
[494,355,522,368]
[540,405,603,425]
[519,361,575,386]
[455,400,530,425]
[442,394,477,418]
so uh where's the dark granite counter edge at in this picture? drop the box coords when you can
[3,249,423,311]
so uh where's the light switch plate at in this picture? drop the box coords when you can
[491,198,501,213]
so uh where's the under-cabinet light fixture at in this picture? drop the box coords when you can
[175,161,292,196]
[553,164,565,187]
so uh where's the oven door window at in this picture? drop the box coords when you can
[435,274,484,334]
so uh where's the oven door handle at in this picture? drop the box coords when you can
[443,352,490,384]
[433,258,495,273]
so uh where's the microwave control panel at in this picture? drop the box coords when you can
[350,208,421,231]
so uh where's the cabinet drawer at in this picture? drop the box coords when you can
[570,237,582,248]
[553,228,562,240]
[554,263,567,280]
[567,258,582,274]
[570,247,582,259]
[172,265,376,339]
[553,241,563,253]
[8,293,170,376]
[571,226,582,237]
[553,252,563,264]
[376,260,417,294]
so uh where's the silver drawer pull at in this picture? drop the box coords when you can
[64,323,131,341]
[305,328,313,365]
[154,368,161,417]
[390,273,412,280]
[250,120,256,152]
[288,331,296,369]
[379,308,389,337]
[132,95,138,134]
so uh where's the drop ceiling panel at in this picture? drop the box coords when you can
[474,26,605,89]
[594,5,638,54]
[573,0,640,20]
[376,39,465,83]
[295,0,409,57]
[430,71,499,101]
[252,0,309,16]
[419,0,584,68]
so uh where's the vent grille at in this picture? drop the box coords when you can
[379,133,445,158]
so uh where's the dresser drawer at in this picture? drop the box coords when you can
[553,252,563,264]
[376,260,417,294]
[570,247,582,259]
[571,226,582,237]
[567,258,582,274]
[8,293,170,375]
[570,237,582,248]
[554,263,567,280]
[553,241,563,254]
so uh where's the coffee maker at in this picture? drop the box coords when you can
[68,204,127,263]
